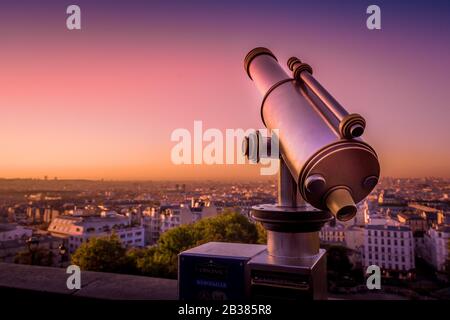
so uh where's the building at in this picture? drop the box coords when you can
[0,224,33,242]
[0,233,62,265]
[345,225,365,251]
[7,207,16,223]
[363,224,415,279]
[408,204,445,228]
[48,211,144,254]
[377,191,408,219]
[397,211,427,234]
[320,223,345,244]
[142,208,161,245]
[345,225,365,268]
[423,225,450,272]
[43,208,60,223]
[142,199,218,245]
[159,204,193,234]
[354,201,369,227]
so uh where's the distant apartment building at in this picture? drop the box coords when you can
[377,192,408,220]
[423,226,450,272]
[48,211,144,254]
[408,204,445,228]
[142,199,217,245]
[26,206,59,224]
[345,225,365,268]
[7,207,16,223]
[338,201,369,228]
[354,201,369,227]
[141,208,161,245]
[43,208,60,223]
[0,224,32,242]
[319,202,369,267]
[320,223,345,244]
[397,212,427,234]
[26,207,41,223]
[0,234,61,264]
[378,192,406,207]
[345,225,365,251]
[363,224,415,279]
[159,204,193,234]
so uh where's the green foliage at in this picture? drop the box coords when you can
[327,245,353,274]
[14,247,54,266]
[71,211,265,279]
[135,246,176,278]
[194,211,259,244]
[137,211,261,278]
[255,222,267,244]
[71,234,135,274]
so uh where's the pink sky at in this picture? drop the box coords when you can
[0,1,449,180]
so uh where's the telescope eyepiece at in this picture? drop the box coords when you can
[339,113,366,139]
[350,124,364,138]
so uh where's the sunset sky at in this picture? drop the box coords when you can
[0,0,449,180]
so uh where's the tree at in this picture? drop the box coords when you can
[70,211,265,278]
[136,211,262,278]
[256,222,267,244]
[71,234,134,274]
[193,211,259,244]
[327,245,353,274]
[14,247,54,266]
[135,246,175,278]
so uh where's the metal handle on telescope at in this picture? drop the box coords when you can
[242,130,278,164]
[287,57,366,139]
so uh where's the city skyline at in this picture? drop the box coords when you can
[1,0,450,180]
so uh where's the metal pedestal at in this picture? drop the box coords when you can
[248,248,327,300]
[248,159,333,300]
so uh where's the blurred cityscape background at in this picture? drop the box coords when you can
[0,176,449,299]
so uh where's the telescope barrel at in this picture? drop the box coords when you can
[245,47,380,221]
[288,57,366,139]
[245,47,290,95]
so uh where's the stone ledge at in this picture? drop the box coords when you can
[0,262,178,300]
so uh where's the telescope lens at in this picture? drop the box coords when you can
[325,187,357,221]
[350,124,364,138]
[336,205,357,221]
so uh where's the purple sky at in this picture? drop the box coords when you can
[0,0,449,179]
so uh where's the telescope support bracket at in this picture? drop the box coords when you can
[248,157,332,299]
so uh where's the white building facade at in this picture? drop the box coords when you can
[142,200,218,245]
[363,224,415,278]
[48,211,144,254]
[423,226,450,272]
[0,224,33,242]
[319,223,346,244]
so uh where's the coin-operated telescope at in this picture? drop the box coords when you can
[243,48,380,300]
[178,48,380,301]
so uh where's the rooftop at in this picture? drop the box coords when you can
[366,225,411,232]
[435,225,450,233]
[397,212,425,220]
